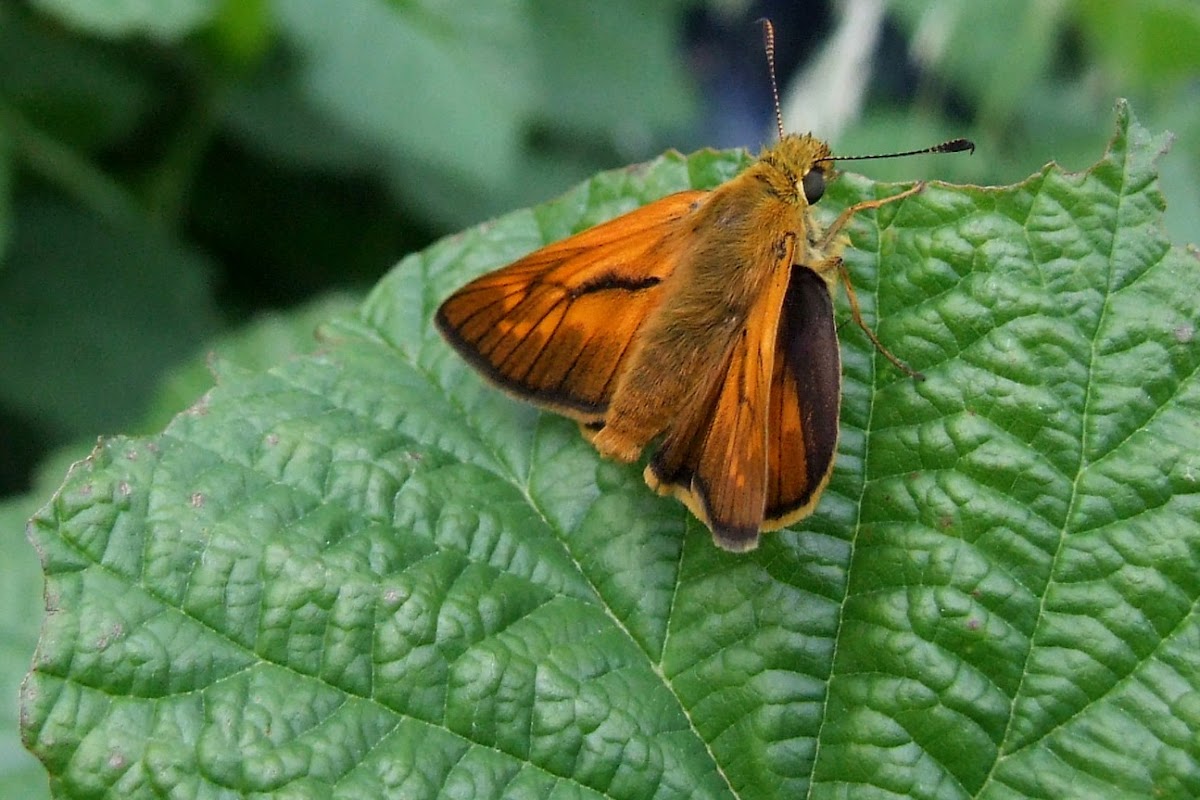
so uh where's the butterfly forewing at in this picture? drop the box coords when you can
[436,191,706,421]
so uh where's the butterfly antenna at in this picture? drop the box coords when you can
[817,138,976,163]
[758,18,786,142]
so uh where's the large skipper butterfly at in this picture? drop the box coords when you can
[436,21,972,550]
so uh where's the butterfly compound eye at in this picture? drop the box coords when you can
[801,167,826,204]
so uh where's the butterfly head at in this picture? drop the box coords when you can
[758,133,835,208]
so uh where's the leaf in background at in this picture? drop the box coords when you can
[273,0,535,194]
[0,122,10,264]
[28,0,219,41]
[528,0,696,142]
[249,0,700,229]
[220,56,387,175]
[0,196,221,439]
[0,5,156,154]
[889,0,1068,126]
[21,102,1200,797]
[1076,0,1200,87]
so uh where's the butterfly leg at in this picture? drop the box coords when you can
[814,181,927,380]
[818,181,925,247]
[832,258,925,380]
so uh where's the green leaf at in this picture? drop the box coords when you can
[0,493,51,800]
[0,121,10,264]
[253,1,699,230]
[22,101,1200,797]
[0,196,221,439]
[0,5,157,155]
[29,0,219,41]
[527,0,696,139]
[143,292,362,431]
[890,0,1069,126]
[273,0,535,192]
[1077,0,1200,88]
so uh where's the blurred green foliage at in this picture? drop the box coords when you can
[1,1,1198,793]
[0,0,699,497]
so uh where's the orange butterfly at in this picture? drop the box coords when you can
[436,22,971,551]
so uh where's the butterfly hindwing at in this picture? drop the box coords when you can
[436,191,706,422]
[645,235,797,550]
[763,264,841,528]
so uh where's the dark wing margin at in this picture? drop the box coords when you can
[762,265,840,528]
